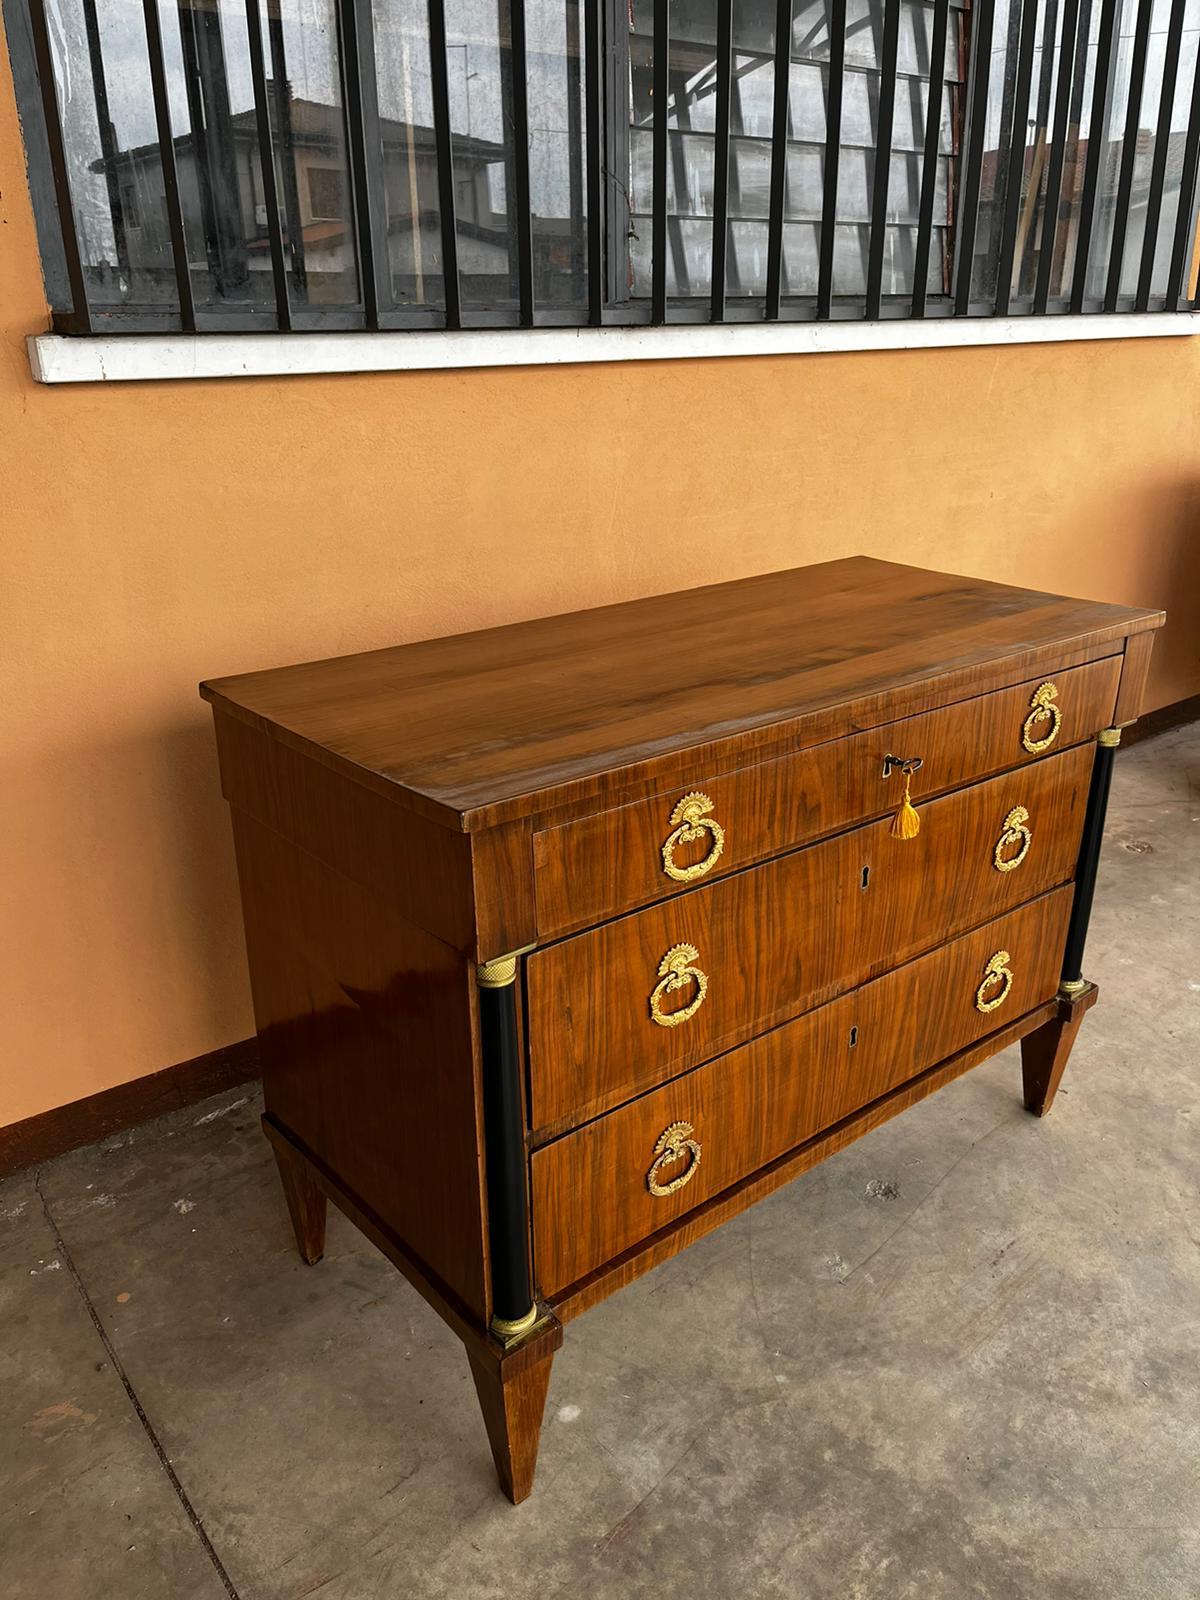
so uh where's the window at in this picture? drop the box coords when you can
[307,165,347,220]
[11,0,1200,336]
[627,0,966,305]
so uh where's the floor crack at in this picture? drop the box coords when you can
[34,1168,242,1600]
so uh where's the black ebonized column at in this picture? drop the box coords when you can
[1060,727,1121,992]
[478,955,536,1338]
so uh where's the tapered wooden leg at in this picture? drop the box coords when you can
[268,1132,327,1264]
[1021,983,1099,1117]
[467,1335,558,1504]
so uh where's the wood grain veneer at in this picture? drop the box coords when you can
[532,889,1072,1297]
[229,807,491,1320]
[201,556,1161,830]
[527,742,1093,1134]
[533,655,1120,936]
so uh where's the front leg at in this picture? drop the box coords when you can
[1021,982,1098,1116]
[467,1318,562,1504]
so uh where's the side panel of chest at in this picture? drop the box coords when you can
[213,714,493,1323]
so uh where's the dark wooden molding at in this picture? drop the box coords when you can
[0,1038,260,1180]
[1122,692,1200,747]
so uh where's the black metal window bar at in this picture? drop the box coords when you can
[10,0,1199,338]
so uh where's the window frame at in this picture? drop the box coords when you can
[5,0,1199,341]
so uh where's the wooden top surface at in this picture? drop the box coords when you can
[201,557,1162,830]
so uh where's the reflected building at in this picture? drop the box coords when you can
[71,0,588,313]
[89,87,513,306]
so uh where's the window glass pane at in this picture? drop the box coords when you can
[33,0,1185,327]
[1010,0,1068,302]
[440,1,587,310]
[443,0,516,306]
[967,0,1021,302]
[1044,0,1104,296]
[628,0,965,304]
[1083,0,1155,295]
[1147,19,1200,297]
[972,0,1064,306]
[48,0,181,309]
[1109,0,1194,298]
[527,0,588,305]
[44,0,362,316]
[779,218,943,293]
[970,0,1196,308]
[43,0,590,322]
[252,0,360,308]
[629,0,719,298]
[371,0,447,307]
[162,0,285,316]
[630,131,948,222]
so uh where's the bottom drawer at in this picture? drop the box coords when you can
[531,887,1073,1298]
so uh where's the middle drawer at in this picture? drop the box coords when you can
[526,740,1092,1135]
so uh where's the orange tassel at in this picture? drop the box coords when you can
[891,767,921,839]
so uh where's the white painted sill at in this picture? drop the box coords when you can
[27,311,1198,384]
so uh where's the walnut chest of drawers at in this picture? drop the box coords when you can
[201,556,1163,1502]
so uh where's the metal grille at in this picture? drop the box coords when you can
[12,0,1200,336]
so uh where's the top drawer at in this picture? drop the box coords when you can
[533,654,1120,937]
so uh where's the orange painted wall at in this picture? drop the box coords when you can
[2,30,1198,1130]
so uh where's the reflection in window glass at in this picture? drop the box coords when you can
[628,0,965,302]
[440,0,516,306]
[371,0,446,307]
[527,0,588,304]
[163,0,271,313]
[49,0,179,308]
[1096,0,1193,300]
[438,1,588,309]
[1145,13,1199,293]
[45,0,589,320]
[46,0,361,315]
[250,0,360,307]
[972,0,1198,307]
[35,0,1199,323]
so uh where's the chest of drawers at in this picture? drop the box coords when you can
[201,556,1162,1503]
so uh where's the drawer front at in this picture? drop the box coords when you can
[531,887,1072,1298]
[526,741,1092,1135]
[533,654,1119,938]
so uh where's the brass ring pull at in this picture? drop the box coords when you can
[646,1120,702,1197]
[993,805,1032,873]
[1022,681,1062,753]
[975,949,1015,1013]
[661,791,726,883]
[649,943,709,1028]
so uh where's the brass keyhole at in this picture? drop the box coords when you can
[860,864,871,891]
[849,1025,859,1048]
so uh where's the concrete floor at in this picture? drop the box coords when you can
[3,725,1197,1600]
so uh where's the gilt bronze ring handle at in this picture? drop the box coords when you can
[649,943,709,1028]
[661,791,726,883]
[993,805,1032,873]
[1022,681,1062,753]
[975,949,1015,1013]
[646,1120,702,1196]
